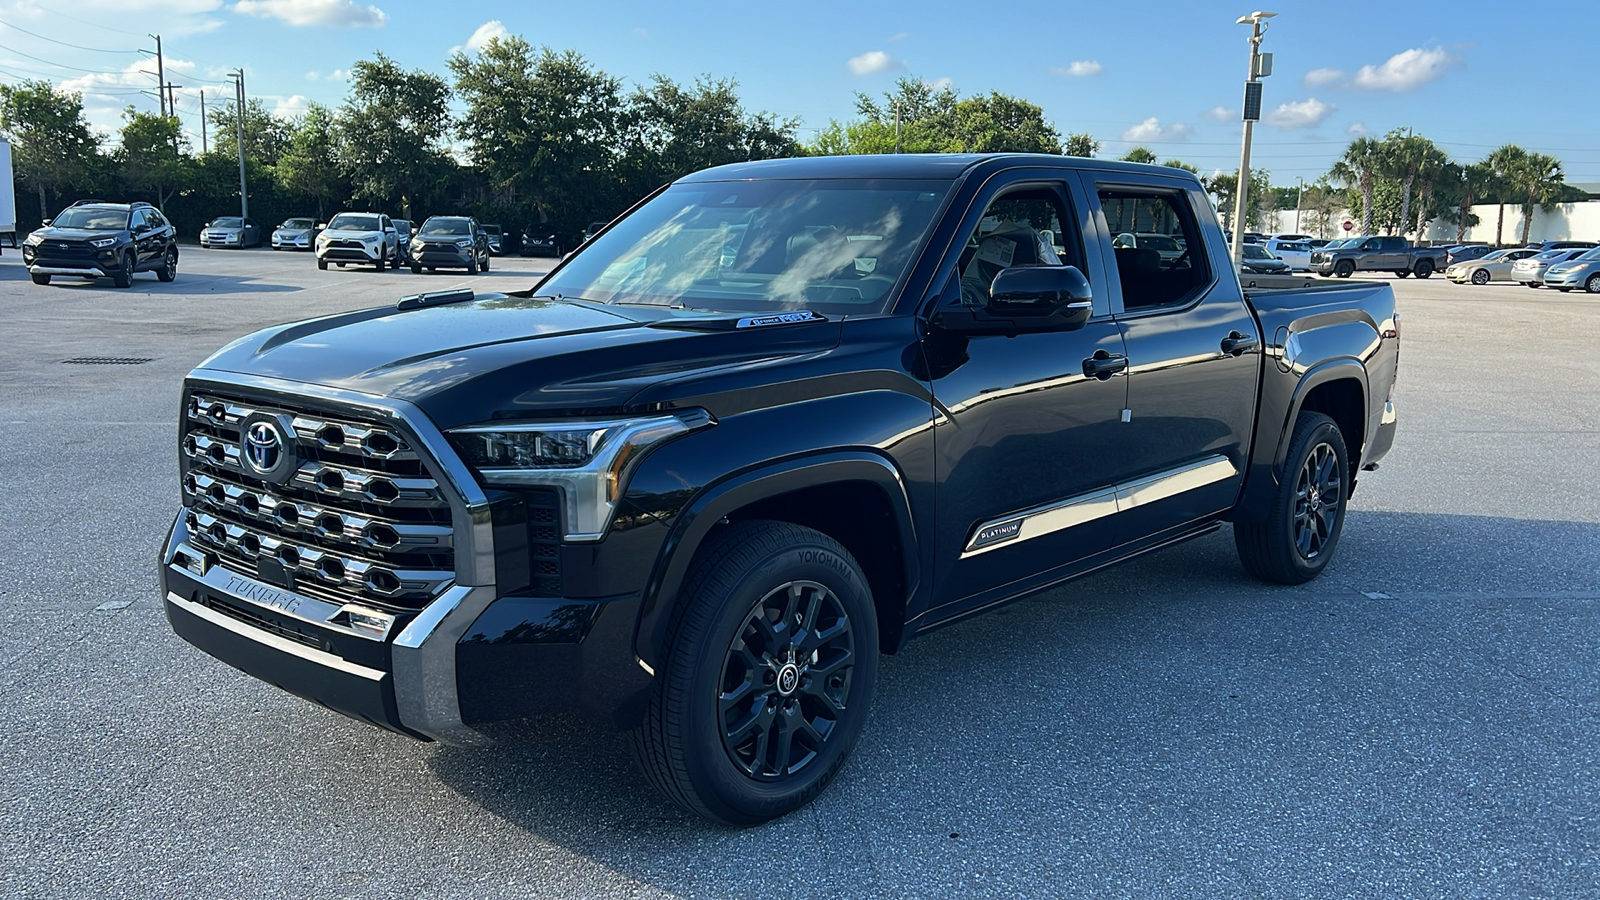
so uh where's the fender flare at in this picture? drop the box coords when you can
[1234,358,1369,524]
[632,450,921,673]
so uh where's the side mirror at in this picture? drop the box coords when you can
[42,218,52,226]
[935,266,1094,336]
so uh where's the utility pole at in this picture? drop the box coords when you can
[230,70,249,220]
[150,34,165,117]
[164,82,182,151]
[1229,10,1276,271]
[200,90,207,153]
[1295,177,1304,233]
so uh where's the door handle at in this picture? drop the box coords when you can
[1082,351,1128,379]
[1221,331,1259,356]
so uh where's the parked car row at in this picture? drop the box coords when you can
[1443,240,1600,291]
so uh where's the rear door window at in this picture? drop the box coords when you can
[1098,188,1210,312]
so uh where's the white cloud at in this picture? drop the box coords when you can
[1050,60,1102,77]
[1351,46,1458,92]
[630,26,648,38]
[233,0,387,28]
[887,31,910,42]
[266,94,311,118]
[1347,122,1370,137]
[1203,106,1233,121]
[1303,67,1345,88]
[462,20,508,52]
[1265,98,1334,129]
[847,51,906,76]
[924,76,953,91]
[329,68,349,81]
[1120,117,1193,142]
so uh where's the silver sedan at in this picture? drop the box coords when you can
[1445,248,1538,285]
[1541,248,1600,292]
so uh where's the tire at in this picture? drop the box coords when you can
[1413,260,1434,278]
[1557,287,1573,293]
[1587,274,1600,294]
[113,251,135,288]
[630,520,878,826]
[427,267,435,273]
[1525,282,1540,289]
[1394,270,1409,278]
[466,255,479,275]
[1470,268,1490,285]
[317,258,328,270]
[1234,411,1350,585]
[1334,260,1355,278]
[31,272,50,285]
[156,247,178,283]
[481,252,490,273]
[390,247,401,269]
[410,265,422,274]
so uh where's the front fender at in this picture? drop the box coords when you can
[632,450,921,673]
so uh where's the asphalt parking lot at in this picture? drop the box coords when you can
[2,248,1597,899]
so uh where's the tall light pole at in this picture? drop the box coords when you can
[229,69,248,220]
[1229,10,1276,271]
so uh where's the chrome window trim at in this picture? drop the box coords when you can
[183,368,498,745]
[961,455,1237,557]
[167,591,386,681]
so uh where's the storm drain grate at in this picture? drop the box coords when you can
[61,357,154,365]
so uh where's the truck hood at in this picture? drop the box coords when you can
[195,293,844,428]
[31,227,123,243]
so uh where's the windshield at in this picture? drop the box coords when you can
[1138,234,1180,251]
[1575,247,1600,261]
[211,217,243,228]
[280,218,314,229]
[328,214,381,231]
[1530,250,1566,261]
[421,219,470,236]
[1242,245,1274,259]
[50,208,128,230]
[540,179,951,314]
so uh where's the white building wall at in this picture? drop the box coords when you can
[1252,200,1600,244]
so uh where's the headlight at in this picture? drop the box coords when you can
[90,237,119,248]
[364,232,382,242]
[455,239,472,249]
[448,410,715,540]
[25,232,44,246]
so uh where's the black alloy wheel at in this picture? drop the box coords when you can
[631,520,878,825]
[113,250,135,288]
[156,247,178,282]
[1471,268,1490,285]
[481,250,490,273]
[718,579,856,781]
[1235,411,1350,585]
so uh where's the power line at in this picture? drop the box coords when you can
[20,3,146,37]
[0,42,137,75]
[0,19,141,53]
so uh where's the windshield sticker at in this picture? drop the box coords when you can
[977,236,1015,268]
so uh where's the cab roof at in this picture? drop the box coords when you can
[677,153,1204,184]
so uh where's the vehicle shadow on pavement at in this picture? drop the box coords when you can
[425,510,1600,896]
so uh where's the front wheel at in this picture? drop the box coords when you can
[112,250,135,288]
[1235,411,1350,585]
[31,272,51,285]
[466,255,479,275]
[317,257,328,270]
[630,520,878,825]
[1525,282,1541,289]
[156,247,178,282]
[1586,274,1600,294]
[410,265,422,274]
[481,251,490,273]
[1471,268,1490,285]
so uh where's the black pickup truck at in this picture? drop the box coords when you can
[160,154,1400,825]
[1310,235,1448,279]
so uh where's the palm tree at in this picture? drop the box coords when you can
[1378,130,1431,238]
[1486,144,1527,245]
[1509,151,1566,244]
[1449,161,1495,243]
[1329,136,1384,236]
[1411,142,1452,239]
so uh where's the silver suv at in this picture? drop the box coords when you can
[315,212,400,271]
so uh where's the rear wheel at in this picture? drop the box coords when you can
[1394,270,1410,278]
[1413,260,1434,278]
[156,247,178,282]
[31,272,50,285]
[1334,260,1355,278]
[1235,411,1349,585]
[630,520,878,825]
[1470,268,1490,285]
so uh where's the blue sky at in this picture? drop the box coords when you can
[4,0,1598,186]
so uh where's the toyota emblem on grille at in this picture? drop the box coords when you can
[244,421,284,474]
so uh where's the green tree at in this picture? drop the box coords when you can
[1207,169,1272,231]
[809,76,1062,155]
[1120,146,1157,164]
[1329,136,1385,236]
[1408,141,1452,238]
[207,96,291,167]
[1063,132,1099,157]
[0,80,104,220]
[116,108,188,209]
[275,103,344,219]
[1159,158,1199,174]
[1485,144,1526,245]
[621,74,801,194]
[1299,181,1342,238]
[1510,151,1565,245]
[1445,161,1493,243]
[338,51,454,219]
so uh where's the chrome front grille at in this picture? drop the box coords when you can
[181,391,456,613]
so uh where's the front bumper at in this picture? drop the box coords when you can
[1542,269,1592,288]
[273,234,312,250]
[413,248,475,268]
[318,244,383,263]
[203,234,243,248]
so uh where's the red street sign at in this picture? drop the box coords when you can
[1342,220,1354,231]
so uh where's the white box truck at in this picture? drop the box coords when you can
[0,138,15,250]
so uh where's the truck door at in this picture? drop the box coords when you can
[925,175,1135,611]
[1085,173,1260,541]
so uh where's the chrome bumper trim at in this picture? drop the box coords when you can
[167,591,385,681]
[29,265,107,276]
